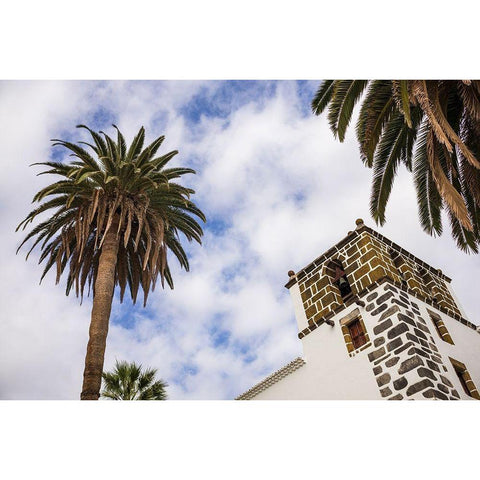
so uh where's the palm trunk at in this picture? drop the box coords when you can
[80,220,120,400]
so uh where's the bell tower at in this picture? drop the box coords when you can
[237,220,480,400]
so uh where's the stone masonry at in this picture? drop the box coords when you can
[364,283,459,400]
[287,220,465,334]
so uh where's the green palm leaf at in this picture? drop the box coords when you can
[125,126,145,162]
[413,120,443,236]
[311,80,335,115]
[369,111,407,225]
[356,80,395,166]
[101,360,168,400]
[331,80,369,142]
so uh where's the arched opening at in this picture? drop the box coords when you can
[389,249,408,288]
[417,267,439,302]
[326,259,353,301]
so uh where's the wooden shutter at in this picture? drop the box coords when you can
[348,319,367,349]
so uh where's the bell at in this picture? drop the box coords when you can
[332,266,346,283]
[338,276,348,287]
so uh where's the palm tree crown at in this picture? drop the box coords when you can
[101,360,168,400]
[312,80,480,253]
[17,124,206,305]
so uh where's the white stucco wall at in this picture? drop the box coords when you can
[248,282,480,400]
[289,281,309,333]
[252,285,385,400]
[421,302,480,400]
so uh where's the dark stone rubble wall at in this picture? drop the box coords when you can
[364,283,460,400]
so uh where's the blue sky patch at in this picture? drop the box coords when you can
[180,80,278,125]
[91,106,117,131]
[204,215,230,236]
[209,324,231,349]
[296,80,320,117]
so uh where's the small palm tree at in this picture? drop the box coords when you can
[312,80,480,253]
[17,125,205,400]
[101,360,168,400]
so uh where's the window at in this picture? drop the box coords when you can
[428,309,454,345]
[340,308,370,354]
[449,358,480,400]
[457,370,471,397]
[348,319,367,349]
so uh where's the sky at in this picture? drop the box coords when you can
[0,80,478,400]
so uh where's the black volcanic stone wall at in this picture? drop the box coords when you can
[366,284,460,400]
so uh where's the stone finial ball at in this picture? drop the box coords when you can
[288,270,295,277]
[355,218,364,226]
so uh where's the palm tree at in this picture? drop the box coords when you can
[17,125,205,400]
[312,80,480,253]
[101,360,168,400]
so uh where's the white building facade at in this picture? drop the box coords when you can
[237,220,480,400]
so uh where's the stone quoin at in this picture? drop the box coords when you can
[236,220,480,400]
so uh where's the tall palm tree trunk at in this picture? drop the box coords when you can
[81,221,120,400]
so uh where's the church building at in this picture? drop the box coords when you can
[237,219,480,400]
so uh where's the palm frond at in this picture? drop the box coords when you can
[356,80,395,166]
[413,120,444,237]
[426,127,472,231]
[326,80,369,142]
[311,80,336,115]
[101,361,168,400]
[369,111,408,225]
[125,126,145,162]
